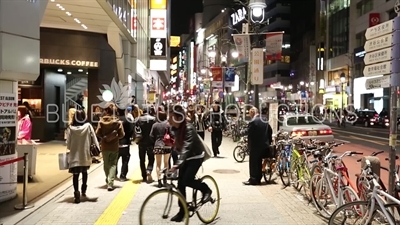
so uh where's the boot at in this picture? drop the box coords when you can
[157,180,163,188]
[74,191,80,203]
[81,184,87,197]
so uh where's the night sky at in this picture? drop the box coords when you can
[170,0,202,35]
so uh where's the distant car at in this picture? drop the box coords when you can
[280,114,334,142]
[349,110,379,127]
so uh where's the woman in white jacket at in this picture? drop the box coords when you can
[67,109,99,203]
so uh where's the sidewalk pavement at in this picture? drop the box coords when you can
[0,141,103,220]
[2,133,325,225]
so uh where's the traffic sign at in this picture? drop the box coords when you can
[364,31,400,52]
[364,47,400,65]
[363,61,400,77]
[365,18,397,40]
[365,75,391,90]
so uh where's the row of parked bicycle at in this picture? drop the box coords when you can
[233,131,400,224]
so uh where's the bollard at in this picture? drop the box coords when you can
[14,153,34,210]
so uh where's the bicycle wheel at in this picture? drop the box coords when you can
[193,175,221,224]
[279,156,291,186]
[328,201,370,225]
[263,159,277,183]
[299,162,312,200]
[233,146,246,162]
[313,177,335,219]
[139,189,189,225]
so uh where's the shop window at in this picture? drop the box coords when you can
[328,8,349,58]
[354,63,365,78]
[388,9,397,20]
[356,31,366,47]
[356,0,373,17]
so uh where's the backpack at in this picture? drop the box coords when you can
[133,124,142,144]
[163,127,174,147]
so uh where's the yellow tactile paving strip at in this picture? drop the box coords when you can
[94,167,142,225]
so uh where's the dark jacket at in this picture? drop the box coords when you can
[119,116,134,146]
[150,121,172,149]
[135,114,156,146]
[95,115,125,151]
[173,122,204,167]
[247,115,272,153]
[204,109,227,131]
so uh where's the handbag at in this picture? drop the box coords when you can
[58,152,69,170]
[90,144,100,156]
[163,127,175,146]
[199,135,212,161]
[103,130,118,143]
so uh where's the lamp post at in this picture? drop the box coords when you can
[249,0,266,109]
[340,73,346,110]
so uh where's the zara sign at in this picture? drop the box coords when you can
[231,7,247,26]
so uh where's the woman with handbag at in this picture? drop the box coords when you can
[150,110,174,188]
[95,103,125,191]
[66,109,99,203]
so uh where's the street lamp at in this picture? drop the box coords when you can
[249,0,266,23]
[208,50,216,58]
[340,72,346,110]
[249,0,266,109]
[231,51,239,58]
[299,81,304,86]
[200,68,206,74]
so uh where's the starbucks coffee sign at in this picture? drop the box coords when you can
[40,58,99,67]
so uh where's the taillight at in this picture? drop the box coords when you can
[291,130,308,136]
[319,129,332,135]
[375,114,379,117]
[385,119,389,122]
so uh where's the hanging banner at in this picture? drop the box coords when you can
[211,67,223,87]
[224,67,235,87]
[232,34,251,62]
[269,102,278,135]
[251,48,264,85]
[265,33,283,61]
[0,93,18,203]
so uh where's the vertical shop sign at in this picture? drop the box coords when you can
[265,32,283,60]
[211,67,223,87]
[150,9,167,38]
[0,93,18,202]
[251,48,264,85]
[131,0,137,38]
[224,67,236,87]
[269,102,278,134]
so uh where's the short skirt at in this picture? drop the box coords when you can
[153,148,172,155]
[68,166,90,174]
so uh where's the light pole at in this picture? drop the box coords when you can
[340,73,346,110]
[249,0,266,109]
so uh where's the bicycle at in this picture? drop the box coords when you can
[139,168,221,225]
[310,151,363,219]
[233,136,249,163]
[329,159,400,224]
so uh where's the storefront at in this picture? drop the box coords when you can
[26,28,117,141]
[323,85,348,109]
[353,76,389,112]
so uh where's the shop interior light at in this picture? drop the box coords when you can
[66,12,71,16]
[74,18,81,23]
[78,69,83,72]
[57,68,63,72]
[86,72,88,74]
[102,90,113,102]
[51,0,55,2]
[67,72,72,75]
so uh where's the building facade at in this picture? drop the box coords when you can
[349,0,396,112]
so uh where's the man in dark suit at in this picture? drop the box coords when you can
[243,107,272,185]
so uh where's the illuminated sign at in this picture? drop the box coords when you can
[40,58,98,67]
[131,0,136,38]
[231,7,247,26]
[150,9,167,38]
[170,36,180,47]
[150,0,166,9]
[150,38,166,56]
[172,56,178,63]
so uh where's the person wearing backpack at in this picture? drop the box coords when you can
[135,106,156,183]
[150,110,174,187]
[95,103,125,191]
[116,108,134,181]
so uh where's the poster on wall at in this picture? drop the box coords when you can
[0,93,18,202]
[269,102,278,135]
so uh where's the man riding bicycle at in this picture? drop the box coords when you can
[168,104,212,222]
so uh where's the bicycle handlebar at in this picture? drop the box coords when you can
[356,151,388,162]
